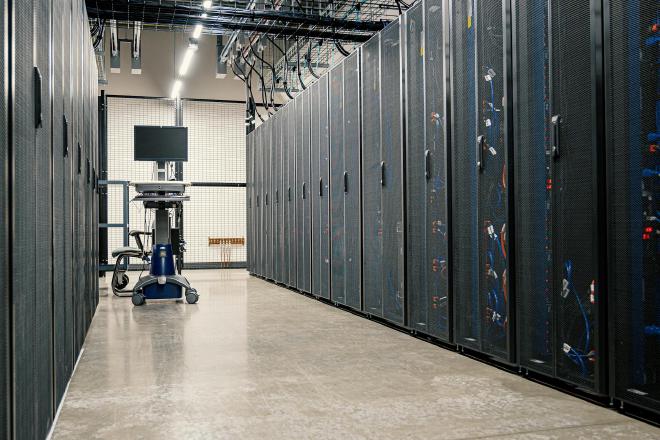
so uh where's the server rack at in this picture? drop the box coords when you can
[273,112,283,283]
[361,20,406,325]
[266,118,273,280]
[606,0,660,413]
[0,1,7,436]
[288,101,298,288]
[330,52,363,310]
[296,89,312,292]
[405,0,451,341]
[255,128,263,276]
[246,131,253,273]
[282,104,291,284]
[513,0,607,391]
[451,0,514,362]
[310,77,331,299]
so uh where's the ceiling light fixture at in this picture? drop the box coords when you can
[193,24,203,39]
[202,0,212,9]
[171,80,182,99]
[179,46,197,76]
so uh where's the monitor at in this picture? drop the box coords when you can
[134,125,188,162]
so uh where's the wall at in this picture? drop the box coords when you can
[100,28,259,102]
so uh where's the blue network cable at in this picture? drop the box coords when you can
[562,260,593,377]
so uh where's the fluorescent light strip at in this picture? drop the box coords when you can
[171,80,182,98]
[193,24,203,39]
[179,47,196,76]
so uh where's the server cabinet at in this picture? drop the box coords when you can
[282,104,291,285]
[246,131,253,272]
[330,53,362,310]
[514,0,606,391]
[288,101,298,287]
[343,53,362,311]
[405,0,450,341]
[311,77,331,299]
[362,20,406,324]
[265,119,273,280]
[451,0,514,361]
[607,0,660,412]
[255,128,263,276]
[296,89,312,292]
[361,36,384,317]
[0,0,8,436]
[273,113,282,283]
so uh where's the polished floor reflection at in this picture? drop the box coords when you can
[52,270,658,439]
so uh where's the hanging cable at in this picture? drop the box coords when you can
[296,37,307,90]
[306,41,320,79]
[334,39,350,56]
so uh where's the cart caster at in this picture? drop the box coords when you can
[132,291,146,306]
[185,289,199,304]
[113,273,129,290]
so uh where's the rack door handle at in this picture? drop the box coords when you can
[34,67,43,128]
[275,189,279,204]
[477,135,485,171]
[319,178,323,197]
[63,115,69,157]
[343,172,349,193]
[302,182,306,199]
[424,150,432,180]
[288,187,291,202]
[551,115,561,159]
[380,161,386,186]
[265,193,269,206]
[256,195,260,207]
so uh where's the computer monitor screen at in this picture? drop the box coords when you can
[134,125,188,162]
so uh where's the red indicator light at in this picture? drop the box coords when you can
[645,227,653,233]
[643,233,651,240]
[653,24,659,32]
[546,178,552,190]
[650,145,657,153]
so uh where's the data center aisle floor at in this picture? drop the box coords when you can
[52,270,658,439]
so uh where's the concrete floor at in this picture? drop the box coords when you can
[52,270,659,439]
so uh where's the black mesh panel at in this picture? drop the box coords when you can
[552,0,600,389]
[405,3,427,332]
[451,0,480,349]
[608,0,660,411]
[476,0,509,359]
[514,0,554,374]
[361,37,384,316]
[330,62,346,304]
[381,21,405,325]
[282,106,290,284]
[289,101,298,287]
[319,75,331,300]
[343,52,362,311]
[311,81,321,296]
[425,0,449,341]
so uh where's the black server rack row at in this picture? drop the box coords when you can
[0,0,100,438]
[246,0,660,418]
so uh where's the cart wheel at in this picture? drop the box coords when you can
[132,291,146,306]
[113,273,129,290]
[185,289,199,304]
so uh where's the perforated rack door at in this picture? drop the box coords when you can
[343,52,363,311]
[425,0,450,341]
[246,131,253,272]
[361,36,384,317]
[608,0,660,412]
[380,19,405,326]
[476,0,510,360]
[318,74,331,300]
[282,104,291,285]
[330,60,347,305]
[550,0,603,391]
[273,112,282,283]
[405,2,428,334]
[288,101,298,288]
[451,0,480,350]
[514,0,554,376]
